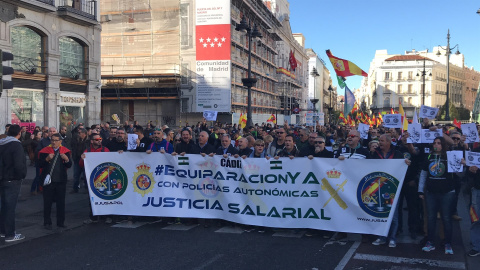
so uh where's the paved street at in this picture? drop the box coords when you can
[1,165,479,270]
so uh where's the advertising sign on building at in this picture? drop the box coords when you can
[195,0,231,112]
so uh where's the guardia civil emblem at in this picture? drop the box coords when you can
[132,163,155,197]
[89,162,128,200]
[357,172,400,218]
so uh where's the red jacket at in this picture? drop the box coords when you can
[79,145,110,167]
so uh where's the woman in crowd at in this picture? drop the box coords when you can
[419,137,462,254]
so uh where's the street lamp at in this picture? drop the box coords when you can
[328,85,333,124]
[235,15,262,128]
[416,56,432,106]
[310,67,320,112]
[436,29,459,121]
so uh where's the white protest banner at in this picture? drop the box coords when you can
[447,151,463,173]
[461,123,480,143]
[357,123,370,139]
[203,110,218,121]
[407,124,422,143]
[127,134,138,150]
[466,151,480,167]
[419,105,439,119]
[84,153,408,236]
[421,129,442,143]
[383,114,402,128]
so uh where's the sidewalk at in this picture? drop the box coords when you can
[1,163,91,249]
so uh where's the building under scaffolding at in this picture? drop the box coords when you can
[100,0,310,127]
[100,0,181,126]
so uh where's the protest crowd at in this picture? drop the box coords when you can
[1,115,480,258]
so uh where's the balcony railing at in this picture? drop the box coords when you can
[37,0,55,5]
[57,0,96,21]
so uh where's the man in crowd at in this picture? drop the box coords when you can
[70,128,88,194]
[335,130,370,160]
[133,126,152,152]
[266,127,287,157]
[81,133,110,224]
[99,122,110,142]
[235,137,252,157]
[215,134,238,156]
[277,135,299,158]
[296,128,310,152]
[174,128,196,155]
[59,126,70,149]
[147,129,174,154]
[298,132,318,157]
[38,133,72,230]
[307,136,334,159]
[0,124,27,242]
[193,131,215,155]
[36,127,59,152]
[106,128,127,152]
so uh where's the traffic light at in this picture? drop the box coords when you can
[1,49,14,97]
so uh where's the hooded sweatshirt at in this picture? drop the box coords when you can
[0,136,27,181]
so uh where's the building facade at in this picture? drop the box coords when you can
[0,0,101,134]
[362,48,473,118]
[100,0,312,126]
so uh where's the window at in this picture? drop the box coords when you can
[181,63,190,85]
[11,89,44,127]
[385,72,391,80]
[59,37,86,79]
[181,3,192,47]
[408,71,413,79]
[408,84,413,93]
[397,72,402,80]
[398,84,402,93]
[385,84,390,91]
[11,26,44,74]
[384,97,390,107]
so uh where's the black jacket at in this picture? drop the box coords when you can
[192,143,216,155]
[106,139,127,152]
[238,147,253,157]
[72,137,89,162]
[174,140,196,154]
[215,144,239,155]
[38,147,72,183]
[0,137,27,181]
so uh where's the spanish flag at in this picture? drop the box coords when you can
[399,101,408,132]
[339,112,346,124]
[351,102,359,114]
[267,114,276,124]
[326,50,367,78]
[239,113,247,129]
[371,114,376,127]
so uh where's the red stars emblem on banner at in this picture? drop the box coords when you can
[196,24,231,61]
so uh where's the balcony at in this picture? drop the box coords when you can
[4,0,56,12]
[57,0,98,26]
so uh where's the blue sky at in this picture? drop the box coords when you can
[289,1,480,95]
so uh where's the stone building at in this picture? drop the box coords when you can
[0,0,101,133]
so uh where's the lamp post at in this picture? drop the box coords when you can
[416,56,432,106]
[328,85,333,124]
[235,16,262,128]
[310,67,320,112]
[437,29,460,121]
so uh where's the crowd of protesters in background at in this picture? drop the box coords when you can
[1,117,480,257]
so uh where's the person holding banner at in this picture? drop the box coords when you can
[146,129,173,154]
[215,134,238,157]
[370,134,410,248]
[276,135,299,159]
[449,131,468,222]
[307,136,334,159]
[173,128,196,155]
[419,137,463,254]
[335,130,370,160]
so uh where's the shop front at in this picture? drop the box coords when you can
[59,92,86,133]
[10,87,45,129]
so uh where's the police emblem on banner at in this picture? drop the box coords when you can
[132,163,155,197]
[357,172,400,218]
[89,162,128,200]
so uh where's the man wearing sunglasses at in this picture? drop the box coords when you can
[266,127,287,157]
[307,137,334,159]
[335,130,370,160]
